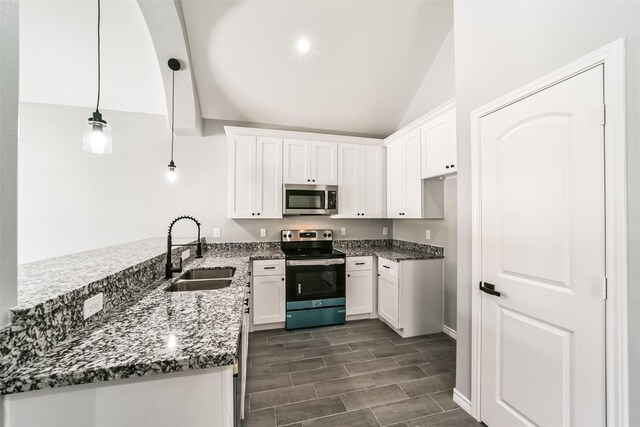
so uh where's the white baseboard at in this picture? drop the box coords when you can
[453,388,472,415]
[442,324,457,340]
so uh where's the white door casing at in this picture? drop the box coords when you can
[479,66,606,427]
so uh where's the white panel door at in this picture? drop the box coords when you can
[256,137,282,218]
[311,141,338,185]
[253,275,285,325]
[360,145,384,218]
[377,273,399,328]
[346,270,373,315]
[283,139,311,184]
[337,143,359,217]
[421,109,455,178]
[404,129,423,218]
[227,135,256,218]
[480,66,605,427]
[386,139,405,218]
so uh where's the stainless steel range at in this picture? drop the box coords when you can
[281,229,346,330]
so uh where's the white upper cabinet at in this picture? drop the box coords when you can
[387,129,423,219]
[336,144,385,218]
[421,107,457,179]
[228,136,283,219]
[284,139,337,185]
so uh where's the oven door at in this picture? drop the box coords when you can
[286,258,345,303]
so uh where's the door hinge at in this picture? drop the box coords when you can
[600,104,607,126]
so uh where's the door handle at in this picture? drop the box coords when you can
[479,281,501,297]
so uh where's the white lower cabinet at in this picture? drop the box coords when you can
[346,256,374,315]
[252,260,286,326]
[377,257,443,337]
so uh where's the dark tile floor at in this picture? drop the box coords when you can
[242,319,482,427]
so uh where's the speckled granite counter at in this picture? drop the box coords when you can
[0,247,283,395]
[333,239,444,261]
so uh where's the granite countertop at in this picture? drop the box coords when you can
[0,248,283,395]
[336,246,444,262]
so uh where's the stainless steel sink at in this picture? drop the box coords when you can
[166,278,233,292]
[179,268,236,280]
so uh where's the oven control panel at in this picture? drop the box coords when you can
[281,229,333,242]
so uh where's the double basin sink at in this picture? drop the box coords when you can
[166,267,236,292]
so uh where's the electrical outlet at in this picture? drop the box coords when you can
[425,230,431,240]
[382,227,389,236]
[341,227,347,236]
[181,249,190,260]
[213,228,221,238]
[83,293,104,320]
[260,228,267,237]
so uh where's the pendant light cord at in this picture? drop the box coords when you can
[171,69,175,162]
[96,0,101,113]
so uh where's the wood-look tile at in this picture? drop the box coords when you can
[248,335,269,346]
[309,328,355,339]
[302,408,380,427]
[371,395,441,426]
[429,390,458,411]
[368,329,402,339]
[412,339,455,353]
[322,350,375,366]
[252,329,302,337]
[371,344,418,359]
[275,395,346,426]
[405,409,482,427]
[249,343,286,356]
[340,384,408,411]
[349,323,394,334]
[251,350,304,366]
[397,374,455,398]
[313,373,376,397]
[247,364,272,378]
[290,365,349,386]
[271,357,326,375]
[392,350,445,367]
[242,407,276,427]
[284,338,332,351]
[418,359,456,376]
[370,366,428,386]
[345,358,399,375]
[302,344,352,358]
[348,338,395,351]
[268,332,313,344]
[246,373,292,394]
[250,384,317,411]
[328,333,375,345]
[436,347,456,359]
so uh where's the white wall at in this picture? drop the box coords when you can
[0,0,19,327]
[18,102,392,264]
[452,3,640,423]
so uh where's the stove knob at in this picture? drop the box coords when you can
[288,234,292,238]
[323,233,327,237]
[328,233,332,237]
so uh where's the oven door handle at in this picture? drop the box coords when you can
[286,259,346,267]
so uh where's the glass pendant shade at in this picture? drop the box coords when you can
[83,118,112,154]
[165,161,179,183]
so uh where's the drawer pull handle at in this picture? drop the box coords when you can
[383,265,390,269]
[355,262,365,265]
[263,266,276,269]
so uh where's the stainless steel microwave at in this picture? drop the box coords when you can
[283,185,338,215]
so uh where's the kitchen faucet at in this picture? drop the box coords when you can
[166,215,203,279]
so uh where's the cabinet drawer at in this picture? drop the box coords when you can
[377,257,399,278]
[346,256,373,271]
[253,260,285,276]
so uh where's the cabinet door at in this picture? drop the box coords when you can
[346,270,373,315]
[386,139,406,218]
[337,143,359,217]
[256,137,283,218]
[360,145,384,218]
[311,141,338,185]
[447,109,457,174]
[377,273,399,328]
[228,135,256,218]
[253,275,285,324]
[283,139,311,184]
[404,129,423,218]
[421,109,455,179]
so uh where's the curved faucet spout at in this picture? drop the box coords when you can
[166,215,203,279]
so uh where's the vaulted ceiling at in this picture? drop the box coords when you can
[20,0,453,137]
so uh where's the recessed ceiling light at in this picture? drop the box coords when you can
[297,38,311,54]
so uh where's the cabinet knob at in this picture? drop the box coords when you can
[307,179,311,182]
[252,213,255,216]
[312,179,316,182]
[257,213,261,216]
[445,165,450,169]
[244,307,250,314]
[281,277,284,281]
[451,164,455,168]
[347,274,351,277]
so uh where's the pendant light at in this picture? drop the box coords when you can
[165,58,181,183]
[83,0,112,154]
